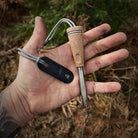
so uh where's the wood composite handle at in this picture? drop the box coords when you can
[67,26,84,67]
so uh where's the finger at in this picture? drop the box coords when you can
[84,49,129,74]
[24,16,47,54]
[83,23,111,45]
[86,81,121,93]
[84,32,127,60]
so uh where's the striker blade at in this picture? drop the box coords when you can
[78,67,88,107]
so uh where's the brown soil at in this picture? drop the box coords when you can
[0,1,137,138]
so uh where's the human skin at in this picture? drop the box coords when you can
[0,17,129,137]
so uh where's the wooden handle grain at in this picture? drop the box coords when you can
[67,26,84,67]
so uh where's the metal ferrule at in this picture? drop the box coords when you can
[67,30,83,35]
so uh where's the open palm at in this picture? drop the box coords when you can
[14,17,128,114]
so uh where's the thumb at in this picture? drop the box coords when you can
[23,16,47,54]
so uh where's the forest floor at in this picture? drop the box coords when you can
[0,1,137,138]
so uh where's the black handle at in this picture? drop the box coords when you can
[37,57,74,83]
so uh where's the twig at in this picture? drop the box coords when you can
[101,66,136,71]
[0,47,17,57]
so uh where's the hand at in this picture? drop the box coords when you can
[13,17,128,116]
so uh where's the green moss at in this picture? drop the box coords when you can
[1,0,137,46]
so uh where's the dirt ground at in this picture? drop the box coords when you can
[0,1,137,138]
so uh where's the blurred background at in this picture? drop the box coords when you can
[0,0,137,137]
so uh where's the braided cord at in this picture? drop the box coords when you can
[18,48,44,64]
[41,18,76,48]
